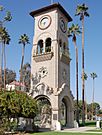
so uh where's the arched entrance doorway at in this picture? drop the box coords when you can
[60,95,74,128]
[60,98,67,127]
[34,95,52,128]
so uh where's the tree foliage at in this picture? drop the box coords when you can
[0,90,38,119]
[74,100,101,120]
[0,5,12,90]
[75,3,89,20]
[19,63,31,91]
[68,23,81,124]
[75,3,89,125]
[0,5,12,24]
[87,102,100,115]
[0,68,16,88]
[0,90,38,132]
[90,72,97,80]
[68,23,81,41]
[18,34,30,83]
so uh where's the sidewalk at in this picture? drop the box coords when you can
[61,126,102,134]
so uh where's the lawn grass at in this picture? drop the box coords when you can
[29,121,100,135]
[87,129,102,132]
[30,131,101,135]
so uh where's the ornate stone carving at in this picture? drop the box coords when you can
[30,82,53,96]
[38,67,48,78]
[31,66,48,86]
[31,73,41,85]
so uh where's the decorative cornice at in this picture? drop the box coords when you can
[30,3,72,22]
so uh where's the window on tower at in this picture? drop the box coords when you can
[59,40,69,57]
[37,40,44,54]
[45,38,51,52]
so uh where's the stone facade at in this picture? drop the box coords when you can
[30,3,74,130]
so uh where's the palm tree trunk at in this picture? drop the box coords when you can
[0,68,2,90]
[4,44,6,90]
[85,92,88,120]
[20,44,25,83]
[0,43,3,90]
[82,17,85,125]
[0,23,2,90]
[92,78,94,120]
[76,47,79,124]
[74,41,79,124]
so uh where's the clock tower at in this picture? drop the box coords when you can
[30,3,74,130]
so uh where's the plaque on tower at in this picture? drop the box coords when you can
[53,114,57,120]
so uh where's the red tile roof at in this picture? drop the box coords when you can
[9,81,25,87]
[97,114,102,117]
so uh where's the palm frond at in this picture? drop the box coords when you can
[18,34,30,45]
[4,11,12,22]
[68,24,81,42]
[75,3,89,19]
[90,72,98,79]
[84,12,89,17]
[0,27,11,44]
[0,5,4,11]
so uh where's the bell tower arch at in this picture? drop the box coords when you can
[30,3,74,130]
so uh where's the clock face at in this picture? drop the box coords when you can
[38,15,51,30]
[60,17,66,33]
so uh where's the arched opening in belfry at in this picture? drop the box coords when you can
[45,38,51,52]
[37,39,43,54]
[34,95,52,128]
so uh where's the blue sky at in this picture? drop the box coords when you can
[0,0,102,107]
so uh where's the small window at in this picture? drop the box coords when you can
[45,38,51,52]
[37,40,43,54]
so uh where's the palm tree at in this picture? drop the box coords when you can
[0,5,12,24]
[75,3,89,125]
[90,72,97,120]
[0,27,3,90]
[83,72,88,120]
[0,5,4,11]
[22,63,31,91]
[0,6,12,90]
[18,34,30,83]
[68,24,81,124]
[0,27,11,89]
